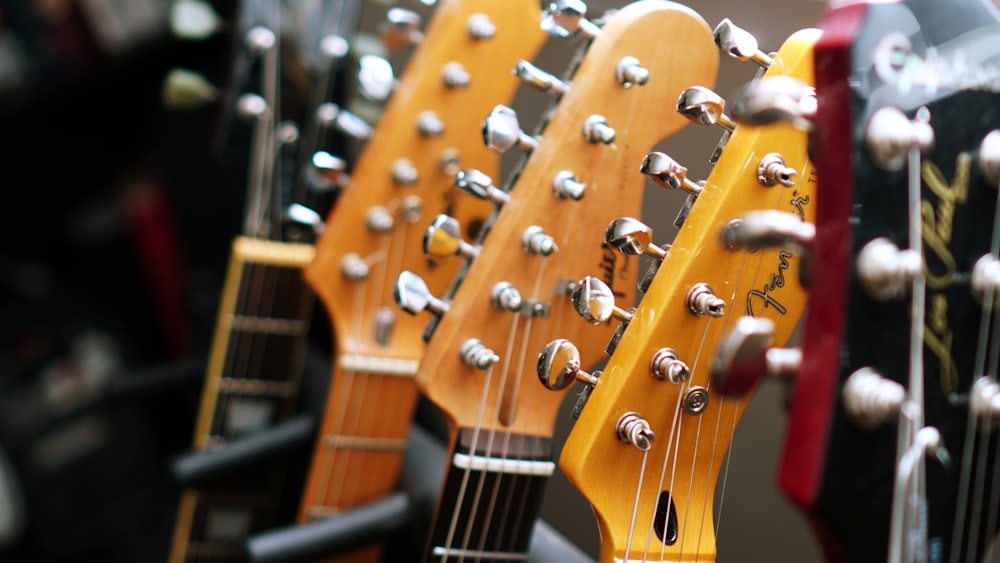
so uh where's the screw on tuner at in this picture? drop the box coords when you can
[423,215,480,262]
[541,0,602,39]
[604,217,668,292]
[482,105,539,154]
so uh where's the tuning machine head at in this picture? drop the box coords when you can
[514,60,570,96]
[482,105,539,154]
[284,203,326,239]
[640,152,703,196]
[395,271,449,317]
[162,68,218,109]
[677,86,736,132]
[713,18,772,68]
[453,169,509,206]
[722,211,814,287]
[537,338,600,418]
[306,151,349,192]
[571,277,633,355]
[316,103,374,140]
[381,8,423,51]
[170,0,222,41]
[541,0,602,39]
[605,217,668,259]
[358,55,398,102]
[730,76,817,130]
[865,106,934,172]
[711,316,801,397]
[423,215,480,261]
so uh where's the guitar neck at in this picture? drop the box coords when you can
[170,236,316,562]
[425,429,553,563]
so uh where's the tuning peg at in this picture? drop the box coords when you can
[316,103,374,140]
[572,276,632,325]
[482,105,539,154]
[866,106,935,172]
[537,339,599,391]
[856,237,921,302]
[460,339,500,370]
[605,217,668,259]
[453,169,509,206]
[170,0,222,41]
[677,86,736,132]
[970,377,1000,425]
[246,26,277,56]
[162,68,218,109]
[395,271,449,317]
[841,367,906,429]
[319,34,350,62]
[640,152,703,196]
[442,62,471,89]
[423,215,480,261]
[541,0,602,39]
[713,19,772,68]
[711,316,801,397]
[307,151,349,191]
[236,94,269,120]
[513,60,569,95]
[721,211,814,287]
[284,203,326,238]
[358,55,398,102]
[582,115,616,145]
[980,130,1000,187]
[730,76,816,130]
[522,226,558,256]
[466,13,496,40]
[380,8,422,51]
[972,254,1000,309]
[552,171,586,200]
[615,57,649,88]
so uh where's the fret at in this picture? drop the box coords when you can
[228,314,308,336]
[321,434,408,451]
[216,377,298,398]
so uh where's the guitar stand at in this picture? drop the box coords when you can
[170,415,315,486]
[246,426,595,563]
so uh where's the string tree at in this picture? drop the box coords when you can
[395,271,450,318]
[482,105,539,154]
[423,215,481,262]
[537,338,601,418]
[541,0,602,39]
[677,86,736,132]
[453,169,509,207]
[513,60,570,96]
[713,18,773,68]
[711,316,801,397]
[640,152,703,196]
[604,217,669,292]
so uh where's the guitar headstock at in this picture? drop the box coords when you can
[556,26,818,563]
[771,1,1000,561]
[406,0,719,438]
[304,0,546,358]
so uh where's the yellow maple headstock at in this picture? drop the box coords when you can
[305,0,546,359]
[415,0,719,437]
[558,28,819,563]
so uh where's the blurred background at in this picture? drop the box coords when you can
[0,0,828,561]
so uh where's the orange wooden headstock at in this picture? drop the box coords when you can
[557,27,818,563]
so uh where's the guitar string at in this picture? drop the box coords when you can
[962,171,1000,562]
[908,142,929,563]
[637,379,687,562]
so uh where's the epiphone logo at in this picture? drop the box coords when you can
[921,153,970,394]
[745,168,815,317]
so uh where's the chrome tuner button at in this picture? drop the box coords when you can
[513,60,570,95]
[341,253,370,281]
[460,339,500,370]
[615,56,649,88]
[482,105,539,154]
[711,316,801,396]
[616,412,654,451]
[650,348,689,384]
[541,0,601,39]
[605,217,668,259]
[857,237,921,301]
[571,276,633,325]
[400,195,423,224]
[391,158,419,186]
[490,282,523,312]
[721,210,815,252]
[757,153,797,187]
[366,206,394,233]
[309,151,348,191]
[453,169,509,205]
[442,62,471,89]
[677,86,735,131]
[842,367,906,429]
[319,35,349,61]
[236,94,268,120]
[163,69,217,109]
[730,76,816,130]
[381,8,422,51]
[687,283,726,317]
[467,13,496,40]
[972,254,1000,309]
[424,215,480,261]
[284,203,325,236]
[170,0,222,41]
[970,377,1000,426]
[395,271,450,316]
[245,26,277,56]
[865,106,934,172]
[640,152,703,196]
[552,171,586,200]
[358,55,397,102]
[417,110,445,138]
[316,103,373,140]
[713,18,773,68]
[582,115,616,145]
[537,338,598,390]
[522,226,558,256]
[979,130,1000,188]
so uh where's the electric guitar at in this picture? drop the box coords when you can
[732,1,1000,561]
[550,24,818,563]
[168,1,363,560]
[295,2,546,561]
[394,1,720,561]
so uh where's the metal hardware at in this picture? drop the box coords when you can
[358,55,397,102]
[522,226,558,256]
[490,282,523,312]
[482,105,539,153]
[442,62,471,89]
[970,377,1000,425]
[417,110,445,137]
[310,151,348,190]
[374,307,396,347]
[713,19,772,68]
[865,106,934,172]
[284,204,325,236]
[605,217,668,259]
[541,0,601,39]
[640,152,703,196]
[460,339,499,370]
[756,153,797,187]
[650,348,689,383]
[582,115,616,144]
[236,94,268,119]
[316,103,373,140]
[682,387,709,415]
[395,271,449,316]
[513,60,569,95]
[571,276,632,324]
[319,35,349,61]
[677,86,735,131]
[552,171,586,200]
[616,412,654,451]
[537,338,599,391]
[730,75,816,130]
[686,283,725,317]
[423,215,479,261]
[400,195,423,224]
[856,237,921,301]
[615,56,649,88]
[972,254,1000,309]
[979,130,1000,187]
[711,316,802,396]
[246,26,276,55]
[391,158,419,186]
[440,148,461,175]
[453,169,509,205]
[381,8,422,51]
[842,367,906,429]
[366,206,394,233]
[341,253,369,281]
[467,13,496,40]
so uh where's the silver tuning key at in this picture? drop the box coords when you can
[537,338,600,418]
[677,86,736,132]
[970,377,1000,426]
[640,152,703,196]
[358,55,398,102]
[572,276,633,325]
[307,151,349,192]
[856,237,921,302]
[605,217,669,292]
[453,169,509,206]
[730,76,816,130]
[423,215,480,261]
[170,0,222,41]
[316,103,374,140]
[972,254,1000,309]
[552,171,586,200]
[522,226,558,256]
[541,0,602,39]
[615,57,649,88]
[513,60,570,95]
[460,339,499,370]
[711,316,801,397]
[395,271,449,317]
[284,203,326,237]
[721,210,814,287]
[979,130,1000,188]
[866,106,934,172]
[582,115,616,145]
[381,8,422,51]
[482,105,539,154]
[713,18,773,68]
[842,367,906,429]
